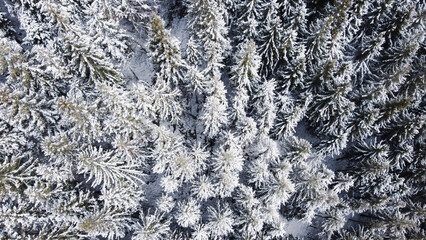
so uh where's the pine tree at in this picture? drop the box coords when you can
[230,39,261,122]
[273,93,311,139]
[185,36,202,66]
[77,145,144,189]
[305,17,333,90]
[252,79,277,135]
[233,186,264,238]
[308,64,355,155]
[283,142,340,224]
[348,139,390,181]
[135,210,171,240]
[207,202,235,238]
[318,208,347,239]
[352,32,385,86]
[212,132,244,198]
[276,0,308,92]
[199,74,229,138]
[175,198,201,228]
[230,39,261,92]
[149,13,185,87]
[150,75,183,123]
[187,0,230,74]
[348,102,380,141]
[78,206,131,240]
[258,0,282,76]
[234,0,263,42]
[372,209,419,239]
[0,85,58,136]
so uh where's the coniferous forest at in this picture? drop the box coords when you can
[0,0,425,239]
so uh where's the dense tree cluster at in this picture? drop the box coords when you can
[0,0,424,239]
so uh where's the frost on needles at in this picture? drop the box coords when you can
[0,0,425,239]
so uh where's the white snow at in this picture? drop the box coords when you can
[284,218,311,238]
[123,47,154,85]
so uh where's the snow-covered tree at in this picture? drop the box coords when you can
[207,202,235,238]
[230,39,261,122]
[134,210,170,240]
[234,0,263,42]
[252,79,277,135]
[1,0,424,239]
[230,39,261,92]
[149,13,185,87]
[186,0,230,74]
[273,93,311,139]
[175,198,201,228]
[199,74,229,138]
[258,0,282,76]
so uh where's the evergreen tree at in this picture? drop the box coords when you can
[0,0,424,239]
[252,79,277,135]
[187,0,230,74]
[230,39,261,92]
[149,13,185,87]
[234,0,263,42]
[258,0,282,76]
[276,0,308,92]
[273,93,311,139]
[308,64,355,155]
[230,39,261,121]
[199,75,229,138]
[207,202,235,238]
